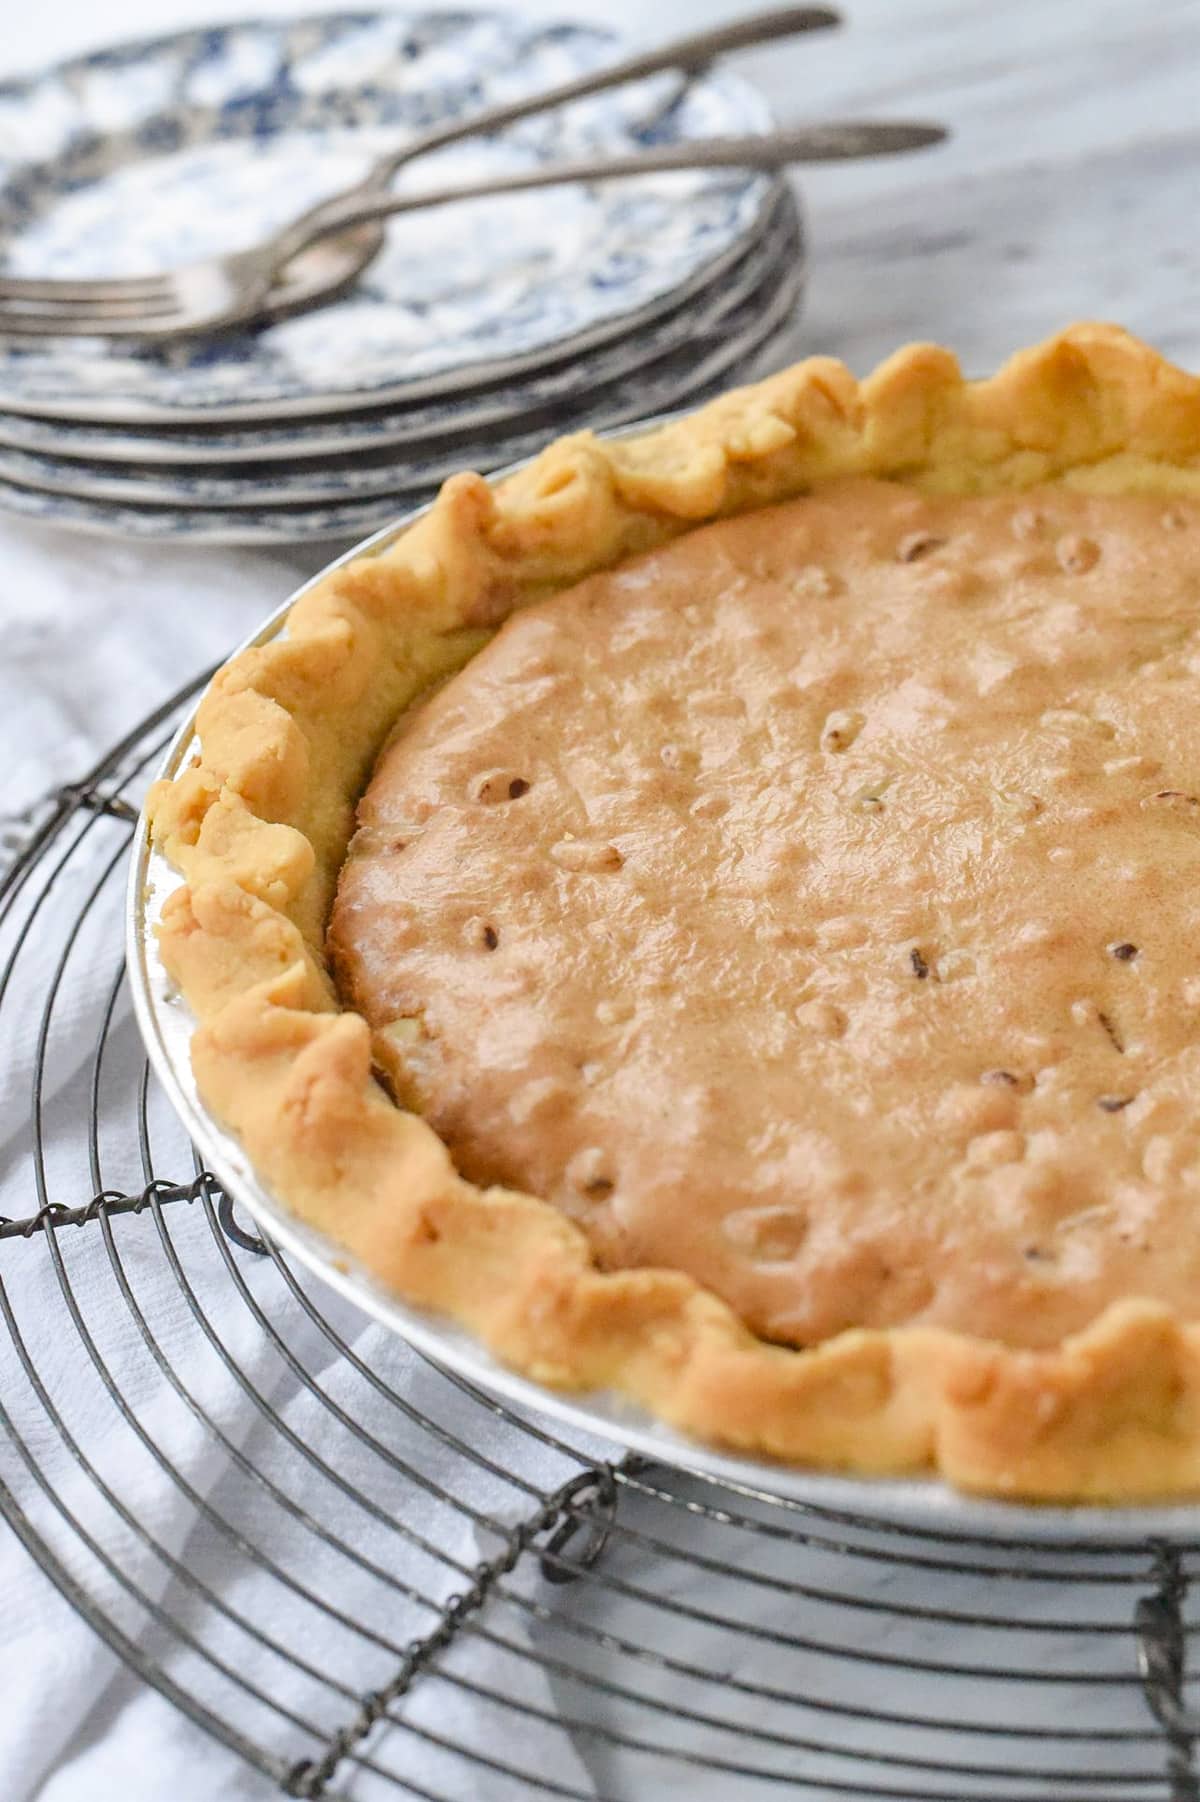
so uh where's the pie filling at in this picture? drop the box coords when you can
[329,475,1200,1354]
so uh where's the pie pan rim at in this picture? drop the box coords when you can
[135,327,1200,1520]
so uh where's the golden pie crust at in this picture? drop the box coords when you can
[148,323,1200,1502]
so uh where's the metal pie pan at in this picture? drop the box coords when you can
[127,439,1200,1545]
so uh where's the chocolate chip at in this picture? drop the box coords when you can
[820,709,865,754]
[1109,941,1138,961]
[469,768,530,805]
[897,531,945,563]
[1056,533,1101,574]
[1097,1095,1134,1112]
[981,1069,1034,1094]
[463,915,501,951]
[910,947,929,980]
[567,1147,615,1200]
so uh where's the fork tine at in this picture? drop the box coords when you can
[0,291,183,319]
[0,273,175,302]
[0,304,185,338]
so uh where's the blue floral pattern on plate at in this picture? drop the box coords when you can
[0,209,802,504]
[0,188,801,464]
[0,257,804,543]
[0,10,779,421]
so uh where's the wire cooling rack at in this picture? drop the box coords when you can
[4,678,1200,1802]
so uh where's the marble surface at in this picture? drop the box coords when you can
[3,4,1200,1799]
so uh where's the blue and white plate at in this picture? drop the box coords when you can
[0,256,804,543]
[0,10,780,423]
[0,210,803,507]
[0,188,801,465]
[0,236,802,507]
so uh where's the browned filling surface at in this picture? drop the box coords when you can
[329,476,1200,1351]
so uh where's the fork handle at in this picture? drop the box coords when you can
[366,7,841,186]
[289,123,946,248]
[269,8,840,263]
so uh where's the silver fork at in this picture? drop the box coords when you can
[0,7,841,342]
[0,120,945,342]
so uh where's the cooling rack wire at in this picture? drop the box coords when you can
[2,674,1199,1802]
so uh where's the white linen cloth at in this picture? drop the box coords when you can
[0,512,606,1797]
[5,0,1200,1794]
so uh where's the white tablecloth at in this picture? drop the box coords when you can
[5,1,1200,1795]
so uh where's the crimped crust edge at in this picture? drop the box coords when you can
[147,323,1200,1502]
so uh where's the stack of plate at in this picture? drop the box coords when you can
[0,10,807,546]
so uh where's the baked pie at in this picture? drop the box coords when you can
[148,324,1200,1502]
